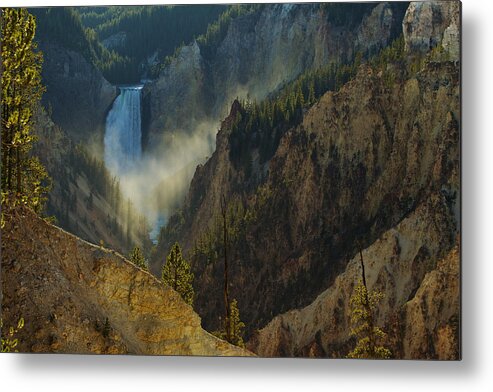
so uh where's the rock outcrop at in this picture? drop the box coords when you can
[247,194,459,359]
[403,1,460,60]
[38,41,117,144]
[143,3,407,148]
[402,242,460,359]
[1,206,252,356]
[356,2,405,53]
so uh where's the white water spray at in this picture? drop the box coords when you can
[103,84,218,243]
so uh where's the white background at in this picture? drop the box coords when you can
[1,0,491,390]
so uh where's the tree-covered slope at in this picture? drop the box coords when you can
[31,6,225,84]
[79,5,226,79]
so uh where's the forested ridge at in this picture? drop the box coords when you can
[30,7,130,83]
[30,6,226,84]
[227,35,408,179]
[29,4,389,84]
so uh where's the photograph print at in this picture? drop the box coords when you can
[1,1,460,359]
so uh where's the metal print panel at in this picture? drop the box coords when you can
[1,1,461,359]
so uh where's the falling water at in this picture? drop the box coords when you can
[104,84,165,243]
[104,85,143,177]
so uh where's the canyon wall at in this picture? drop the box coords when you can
[39,41,117,146]
[142,3,408,148]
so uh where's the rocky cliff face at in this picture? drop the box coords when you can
[1,206,252,356]
[142,3,407,149]
[403,1,460,61]
[247,195,459,359]
[38,41,117,145]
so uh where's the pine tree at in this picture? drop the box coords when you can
[161,242,194,306]
[212,298,246,348]
[220,195,230,340]
[1,317,24,353]
[1,8,49,213]
[227,298,245,347]
[347,250,392,359]
[308,81,316,105]
[129,246,147,271]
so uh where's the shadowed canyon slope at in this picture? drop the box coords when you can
[25,9,136,254]
[247,195,459,359]
[1,206,252,356]
[38,40,117,145]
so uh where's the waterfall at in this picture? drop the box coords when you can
[104,84,165,243]
[104,85,143,177]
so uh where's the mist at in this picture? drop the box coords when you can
[102,72,282,242]
[115,119,219,240]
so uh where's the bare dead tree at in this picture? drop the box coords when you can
[221,194,230,341]
[359,246,375,355]
[359,247,367,289]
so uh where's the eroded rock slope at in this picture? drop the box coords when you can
[247,194,459,359]
[38,41,117,145]
[1,206,252,356]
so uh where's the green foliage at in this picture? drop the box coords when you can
[370,34,405,69]
[1,318,24,353]
[191,194,266,266]
[31,8,98,63]
[69,5,223,83]
[227,299,245,347]
[346,280,392,359]
[227,35,409,171]
[369,34,406,87]
[196,5,262,59]
[32,5,228,84]
[92,6,224,61]
[1,8,50,214]
[129,246,147,271]
[76,7,123,29]
[191,186,273,270]
[161,243,194,306]
[228,60,358,167]
[30,7,134,84]
[213,298,245,348]
[320,2,375,28]
[428,44,450,63]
